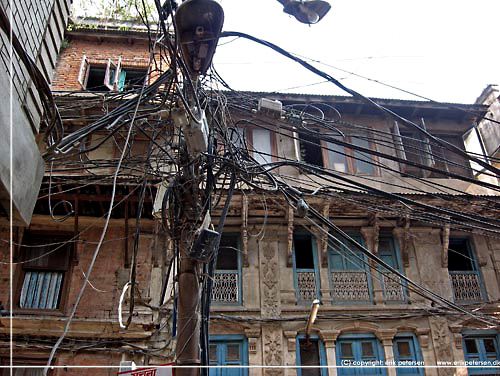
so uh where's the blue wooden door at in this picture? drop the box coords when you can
[209,341,245,376]
[337,338,383,376]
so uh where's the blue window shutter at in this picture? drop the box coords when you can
[337,336,384,376]
[209,336,248,376]
[393,336,423,376]
[118,70,126,91]
[463,334,500,374]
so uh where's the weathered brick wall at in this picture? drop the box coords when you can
[52,36,151,91]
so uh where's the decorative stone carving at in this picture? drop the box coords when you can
[392,227,409,267]
[430,319,454,376]
[241,195,249,267]
[416,328,430,348]
[245,328,261,354]
[263,326,283,376]
[284,331,298,352]
[449,325,463,349]
[321,201,330,267]
[361,226,379,255]
[261,241,280,318]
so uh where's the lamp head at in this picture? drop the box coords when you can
[174,0,224,77]
[282,0,331,24]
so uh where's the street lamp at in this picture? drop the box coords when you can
[278,0,331,24]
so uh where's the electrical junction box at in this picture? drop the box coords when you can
[183,110,209,157]
[258,98,282,118]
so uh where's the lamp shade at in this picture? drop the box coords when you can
[175,0,224,77]
[282,0,331,24]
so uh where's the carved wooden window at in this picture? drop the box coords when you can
[212,234,242,305]
[448,238,485,303]
[393,335,424,376]
[293,233,320,304]
[378,236,406,303]
[328,233,372,303]
[325,134,377,175]
[16,232,73,312]
[296,336,328,376]
[463,334,500,374]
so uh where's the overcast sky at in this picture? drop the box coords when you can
[73,0,500,104]
[212,0,499,104]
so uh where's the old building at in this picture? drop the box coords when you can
[1,18,500,376]
[0,0,71,224]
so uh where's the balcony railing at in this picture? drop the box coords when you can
[382,273,406,302]
[212,271,239,303]
[331,271,370,302]
[450,271,483,303]
[296,270,317,302]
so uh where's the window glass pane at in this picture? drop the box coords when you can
[226,344,240,361]
[341,342,354,358]
[465,339,478,354]
[397,341,411,358]
[216,235,239,270]
[361,342,375,358]
[327,137,347,172]
[299,133,324,167]
[209,345,218,362]
[252,128,272,164]
[294,236,315,269]
[483,338,496,353]
[352,137,374,174]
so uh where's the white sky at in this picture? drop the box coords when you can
[212,0,500,104]
[72,0,500,104]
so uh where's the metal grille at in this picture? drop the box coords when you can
[19,271,63,309]
[382,273,405,302]
[296,271,317,302]
[212,272,239,303]
[450,272,482,302]
[331,271,370,301]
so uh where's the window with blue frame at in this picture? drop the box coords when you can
[296,335,328,376]
[336,335,385,376]
[463,333,500,375]
[378,236,406,303]
[328,233,372,303]
[293,233,321,304]
[212,234,242,305]
[448,238,485,303]
[209,336,248,376]
[393,336,424,376]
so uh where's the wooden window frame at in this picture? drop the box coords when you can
[295,334,328,376]
[393,335,424,376]
[13,231,74,316]
[322,131,379,176]
[212,233,243,306]
[234,125,278,164]
[292,233,321,305]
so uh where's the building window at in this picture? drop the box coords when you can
[212,234,242,305]
[328,233,372,303]
[296,336,328,376]
[293,233,320,304]
[209,336,248,376]
[78,55,148,92]
[325,134,376,175]
[463,333,500,375]
[378,236,406,303]
[231,127,273,164]
[448,238,485,303]
[16,232,72,311]
[336,335,384,376]
[393,335,424,376]
[299,132,324,167]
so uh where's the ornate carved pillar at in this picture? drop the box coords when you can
[259,239,281,318]
[361,226,384,305]
[415,329,437,376]
[378,330,397,376]
[287,204,294,267]
[241,195,249,267]
[392,227,408,268]
[429,318,455,376]
[284,331,298,376]
[262,325,284,376]
[320,330,341,376]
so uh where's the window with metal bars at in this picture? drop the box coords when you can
[16,232,72,311]
[212,234,241,305]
